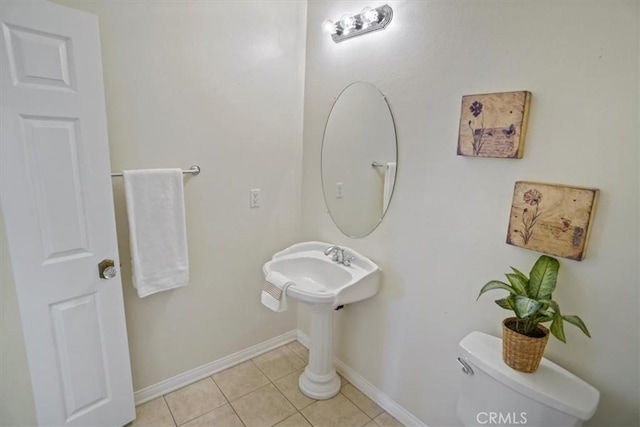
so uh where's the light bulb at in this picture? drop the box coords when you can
[322,19,337,35]
[340,14,356,31]
[361,6,379,24]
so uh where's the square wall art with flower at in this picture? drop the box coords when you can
[457,91,531,158]
[507,182,599,261]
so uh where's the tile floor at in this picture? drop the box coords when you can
[129,341,404,427]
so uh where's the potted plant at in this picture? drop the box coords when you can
[477,255,591,373]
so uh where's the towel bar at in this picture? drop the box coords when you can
[111,165,201,177]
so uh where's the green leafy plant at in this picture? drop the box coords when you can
[477,255,591,343]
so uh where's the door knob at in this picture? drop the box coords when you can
[98,259,117,279]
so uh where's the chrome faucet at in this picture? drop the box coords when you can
[324,245,342,263]
[324,245,355,266]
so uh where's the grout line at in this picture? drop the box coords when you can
[162,395,178,427]
[298,407,315,426]
[246,344,308,425]
[211,376,231,405]
[208,354,304,410]
[341,391,374,422]
[338,389,376,422]
[285,344,308,365]
[209,372,244,403]
[166,378,230,427]
[340,382,384,419]
[251,349,303,383]
[264,375,293,426]
[212,373,269,403]
[271,373,317,412]
[248,360,272,382]
[285,341,309,360]
[226,401,247,427]
[174,407,215,427]
[271,373,310,414]
[213,355,305,402]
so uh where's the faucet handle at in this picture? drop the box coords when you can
[342,253,356,266]
[325,245,341,262]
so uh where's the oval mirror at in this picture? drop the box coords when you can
[321,82,397,238]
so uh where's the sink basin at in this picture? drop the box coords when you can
[262,241,381,306]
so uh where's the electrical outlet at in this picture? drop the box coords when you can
[249,189,261,208]
[336,182,343,199]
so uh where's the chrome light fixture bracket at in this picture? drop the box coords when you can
[329,4,393,43]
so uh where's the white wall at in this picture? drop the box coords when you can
[53,0,306,391]
[301,1,639,426]
[0,3,305,411]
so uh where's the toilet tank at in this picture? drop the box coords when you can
[456,332,599,427]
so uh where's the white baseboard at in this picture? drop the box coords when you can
[297,330,427,427]
[134,330,298,405]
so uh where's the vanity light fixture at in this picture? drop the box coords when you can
[322,4,393,43]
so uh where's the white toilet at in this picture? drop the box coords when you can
[457,331,600,427]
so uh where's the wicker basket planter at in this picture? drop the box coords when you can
[502,317,550,373]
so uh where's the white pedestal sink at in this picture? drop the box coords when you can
[263,242,381,400]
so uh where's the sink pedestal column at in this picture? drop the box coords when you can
[299,304,340,399]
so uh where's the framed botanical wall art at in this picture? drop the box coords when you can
[506,182,599,261]
[457,91,531,158]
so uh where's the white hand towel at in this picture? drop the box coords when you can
[383,162,397,213]
[123,169,189,298]
[261,271,293,312]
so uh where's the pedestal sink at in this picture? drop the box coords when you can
[263,242,381,399]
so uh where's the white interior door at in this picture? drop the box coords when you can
[0,1,135,425]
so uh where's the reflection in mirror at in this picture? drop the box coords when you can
[321,82,397,238]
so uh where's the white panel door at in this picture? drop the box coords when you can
[0,1,135,425]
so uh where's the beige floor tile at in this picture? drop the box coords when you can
[373,412,403,427]
[273,369,316,410]
[341,384,383,418]
[286,341,309,363]
[164,378,227,425]
[301,393,370,427]
[364,422,378,427]
[180,404,243,427]
[231,383,297,427]
[275,412,313,427]
[130,397,176,427]
[252,346,306,381]
[212,360,270,401]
